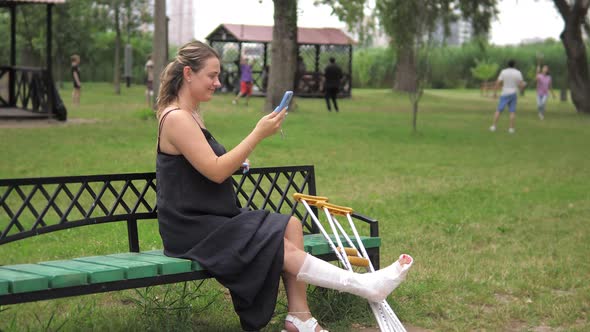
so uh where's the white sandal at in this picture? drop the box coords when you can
[280,313,329,332]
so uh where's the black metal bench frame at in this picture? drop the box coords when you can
[0,165,379,306]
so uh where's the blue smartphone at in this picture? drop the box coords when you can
[273,91,293,112]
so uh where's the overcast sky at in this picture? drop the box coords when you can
[193,0,564,45]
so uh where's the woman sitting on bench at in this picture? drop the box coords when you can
[155,40,411,332]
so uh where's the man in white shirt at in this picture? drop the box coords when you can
[490,60,526,134]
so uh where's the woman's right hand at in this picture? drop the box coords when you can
[253,107,288,139]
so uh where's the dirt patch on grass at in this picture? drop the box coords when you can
[505,320,528,331]
[495,292,518,304]
[551,289,575,297]
[0,118,99,128]
[405,325,432,332]
[506,321,569,332]
[531,324,556,332]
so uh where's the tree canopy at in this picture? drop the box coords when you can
[318,0,498,48]
[319,0,498,90]
[0,0,152,83]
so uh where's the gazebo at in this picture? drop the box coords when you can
[0,0,67,121]
[206,24,354,98]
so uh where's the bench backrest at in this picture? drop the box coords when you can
[0,166,318,250]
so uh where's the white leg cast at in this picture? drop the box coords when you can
[296,254,413,303]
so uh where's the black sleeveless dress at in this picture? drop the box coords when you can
[156,110,290,331]
[71,65,80,89]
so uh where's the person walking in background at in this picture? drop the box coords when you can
[232,57,253,106]
[71,54,81,106]
[145,54,155,107]
[324,57,343,112]
[490,60,526,134]
[536,64,556,120]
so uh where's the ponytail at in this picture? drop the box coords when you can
[156,60,184,118]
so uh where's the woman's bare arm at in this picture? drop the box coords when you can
[161,109,286,184]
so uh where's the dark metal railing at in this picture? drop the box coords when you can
[0,66,66,120]
[0,166,318,248]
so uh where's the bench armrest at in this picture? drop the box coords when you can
[351,212,379,238]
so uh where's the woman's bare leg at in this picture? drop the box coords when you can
[283,216,323,332]
[232,91,244,104]
[72,88,80,106]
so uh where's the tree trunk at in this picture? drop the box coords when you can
[394,47,417,93]
[264,0,298,113]
[409,88,423,134]
[113,3,121,95]
[412,95,418,134]
[561,26,590,113]
[554,0,590,113]
[152,0,167,108]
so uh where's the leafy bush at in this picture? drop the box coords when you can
[352,47,396,88]
[134,108,157,121]
[470,59,499,82]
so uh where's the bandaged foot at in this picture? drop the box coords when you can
[296,253,413,303]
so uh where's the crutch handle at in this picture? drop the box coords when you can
[293,193,329,205]
[348,256,370,267]
[337,246,359,256]
[316,201,354,216]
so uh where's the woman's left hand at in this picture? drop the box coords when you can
[252,108,287,139]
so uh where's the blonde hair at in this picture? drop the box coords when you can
[71,54,80,64]
[156,41,219,118]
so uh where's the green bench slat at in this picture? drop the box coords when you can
[74,256,158,279]
[141,250,204,271]
[303,234,381,256]
[39,260,126,284]
[0,278,10,295]
[1,264,86,289]
[108,253,192,275]
[0,268,50,294]
[142,249,164,255]
[0,234,379,297]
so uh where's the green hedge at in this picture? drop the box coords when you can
[352,40,578,89]
[351,47,396,88]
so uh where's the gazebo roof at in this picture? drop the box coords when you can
[207,23,355,45]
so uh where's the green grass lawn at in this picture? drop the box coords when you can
[1,84,589,331]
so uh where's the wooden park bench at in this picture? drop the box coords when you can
[480,81,498,98]
[0,165,380,305]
